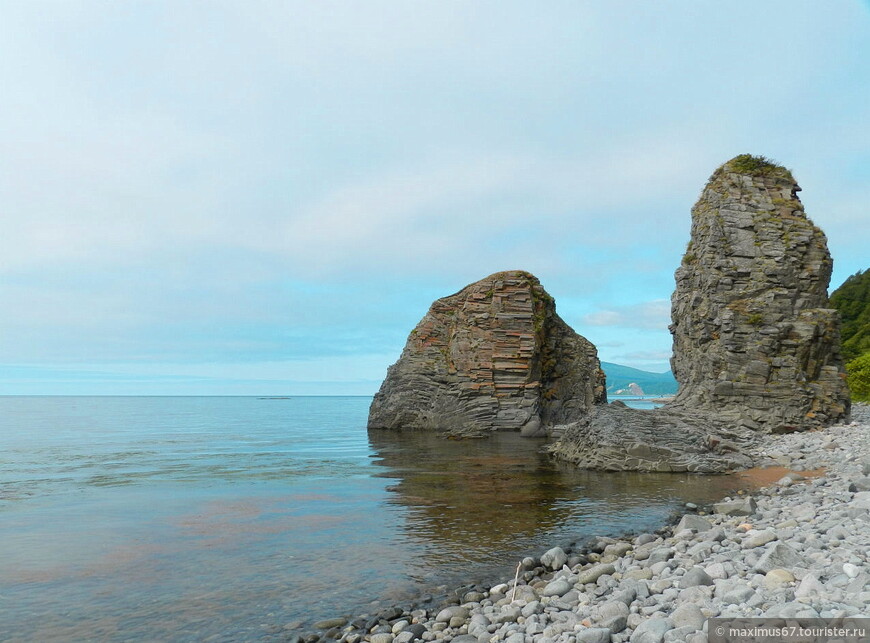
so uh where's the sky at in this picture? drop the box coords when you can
[1,1,868,395]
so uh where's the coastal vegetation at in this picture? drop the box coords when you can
[830,269,870,401]
[715,153,794,180]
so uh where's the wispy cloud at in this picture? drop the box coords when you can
[618,350,673,363]
[0,1,867,391]
[582,300,671,331]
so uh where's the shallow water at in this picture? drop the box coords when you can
[0,396,745,640]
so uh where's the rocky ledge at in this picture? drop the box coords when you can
[547,403,755,473]
[368,271,606,437]
[300,404,870,643]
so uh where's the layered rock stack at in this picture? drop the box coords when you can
[368,270,606,437]
[549,155,851,472]
[668,154,850,431]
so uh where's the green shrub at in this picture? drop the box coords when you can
[725,154,790,177]
[747,313,764,326]
[846,352,870,402]
[830,269,870,361]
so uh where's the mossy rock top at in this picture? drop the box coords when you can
[713,154,794,182]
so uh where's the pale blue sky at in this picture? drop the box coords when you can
[1,1,868,394]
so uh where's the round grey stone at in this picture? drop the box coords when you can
[576,628,613,643]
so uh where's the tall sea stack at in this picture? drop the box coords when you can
[368,270,606,437]
[669,154,850,431]
[549,155,850,472]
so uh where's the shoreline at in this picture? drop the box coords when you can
[296,404,869,643]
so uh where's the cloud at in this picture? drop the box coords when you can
[0,2,868,391]
[617,350,674,363]
[595,341,625,348]
[582,300,671,331]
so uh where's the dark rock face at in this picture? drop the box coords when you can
[668,155,850,431]
[368,270,606,436]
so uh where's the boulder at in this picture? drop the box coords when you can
[676,514,713,532]
[540,546,568,571]
[368,270,605,436]
[713,497,757,516]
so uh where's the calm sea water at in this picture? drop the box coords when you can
[0,396,741,641]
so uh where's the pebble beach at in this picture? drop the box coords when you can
[298,403,870,643]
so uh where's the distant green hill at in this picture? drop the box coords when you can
[601,361,678,395]
[830,269,870,362]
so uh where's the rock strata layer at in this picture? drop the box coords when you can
[669,154,850,431]
[368,271,606,436]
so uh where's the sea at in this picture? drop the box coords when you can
[0,396,745,642]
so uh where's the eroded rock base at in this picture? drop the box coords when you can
[548,402,757,473]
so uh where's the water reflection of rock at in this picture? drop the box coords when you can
[367,430,745,571]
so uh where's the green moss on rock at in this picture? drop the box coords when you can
[713,154,794,181]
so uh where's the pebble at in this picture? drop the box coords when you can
[313,617,347,629]
[720,584,755,605]
[541,578,572,597]
[713,497,757,516]
[679,567,714,589]
[576,627,612,643]
[576,563,616,585]
[794,573,825,599]
[630,616,673,643]
[849,477,870,492]
[742,529,777,549]
[670,603,704,630]
[762,568,794,589]
[605,542,633,557]
[297,406,870,643]
[754,542,806,573]
[434,606,467,623]
[647,548,674,566]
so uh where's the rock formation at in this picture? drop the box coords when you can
[368,270,606,437]
[668,154,850,431]
[547,402,754,473]
[549,154,850,472]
